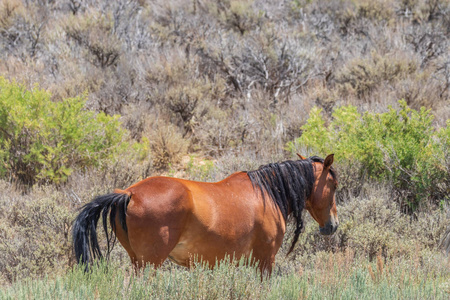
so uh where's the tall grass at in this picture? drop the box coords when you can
[2,251,449,299]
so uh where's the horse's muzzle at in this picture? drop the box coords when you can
[319,220,339,235]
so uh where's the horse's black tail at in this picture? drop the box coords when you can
[72,192,131,269]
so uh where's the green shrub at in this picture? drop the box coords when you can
[287,100,449,209]
[0,77,128,185]
[185,156,216,182]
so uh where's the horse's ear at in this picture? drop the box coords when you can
[324,154,334,169]
[297,153,307,160]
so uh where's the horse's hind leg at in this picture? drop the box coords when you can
[124,204,189,270]
[113,212,139,270]
[126,222,184,270]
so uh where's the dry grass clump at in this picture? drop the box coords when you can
[355,0,396,22]
[64,11,121,69]
[280,184,449,264]
[0,182,74,284]
[336,51,419,101]
[148,122,189,170]
[192,106,246,156]
[211,0,263,35]
[0,0,24,33]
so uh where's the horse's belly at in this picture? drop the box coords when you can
[167,233,254,267]
[167,242,192,266]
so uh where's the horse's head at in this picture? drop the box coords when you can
[299,153,339,235]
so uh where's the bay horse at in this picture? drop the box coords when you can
[72,154,338,275]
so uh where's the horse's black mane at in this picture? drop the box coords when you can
[246,156,336,254]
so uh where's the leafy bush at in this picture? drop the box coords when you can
[0,77,129,185]
[287,100,449,209]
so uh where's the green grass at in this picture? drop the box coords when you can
[2,252,449,299]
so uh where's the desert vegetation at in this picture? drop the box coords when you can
[0,0,449,298]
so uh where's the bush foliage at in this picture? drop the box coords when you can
[0,77,128,185]
[288,100,449,209]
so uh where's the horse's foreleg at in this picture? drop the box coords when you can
[258,259,274,280]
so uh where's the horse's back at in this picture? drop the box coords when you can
[126,176,193,215]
